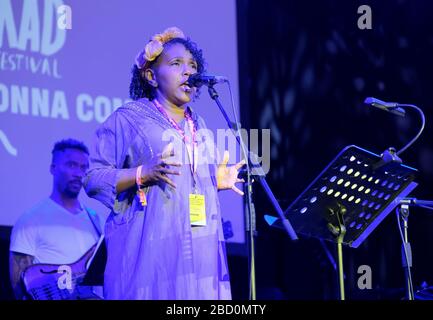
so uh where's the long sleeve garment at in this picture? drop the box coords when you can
[84,98,231,300]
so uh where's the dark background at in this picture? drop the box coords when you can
[2,0,433,300]
[232,0,433,300]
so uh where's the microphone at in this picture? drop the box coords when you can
[187,73,228,88]
[364,97,406,117]
[399,198,433,208]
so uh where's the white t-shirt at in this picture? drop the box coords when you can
[10,198,100,264]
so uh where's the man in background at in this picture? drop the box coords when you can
[9,138,104,300]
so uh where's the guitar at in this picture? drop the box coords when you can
[20,244,102,300]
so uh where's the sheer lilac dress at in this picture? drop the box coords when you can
[84,99,231,300]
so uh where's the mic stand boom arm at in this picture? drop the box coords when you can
[207,85,298,301]
[207,85,298,240]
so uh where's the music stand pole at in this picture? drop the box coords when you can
[327,203,347,300]
[337,228,346,300]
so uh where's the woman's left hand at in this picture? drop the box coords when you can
[216,151,246,196]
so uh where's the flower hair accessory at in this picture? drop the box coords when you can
[135,27,186,69]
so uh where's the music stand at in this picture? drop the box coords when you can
[265,145,418,299]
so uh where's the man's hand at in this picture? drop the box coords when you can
[9,251,34,300]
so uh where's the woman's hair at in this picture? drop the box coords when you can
[129,37,207,101]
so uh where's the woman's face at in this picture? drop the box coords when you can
[151,43,198,107]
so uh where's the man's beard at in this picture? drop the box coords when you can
[64,187,80,198]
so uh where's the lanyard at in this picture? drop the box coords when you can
[152,100,198,180]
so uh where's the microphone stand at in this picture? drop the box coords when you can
[366,99,426,300]
[396,202,414,300]
[397,198,433,300]
[207,85,298,300]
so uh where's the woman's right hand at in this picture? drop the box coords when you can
[140,143,181,188]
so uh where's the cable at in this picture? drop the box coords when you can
[396,104,425,156]
[227,81,251,175]
[226,81,257,300]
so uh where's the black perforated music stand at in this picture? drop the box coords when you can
[265,145,418,299]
